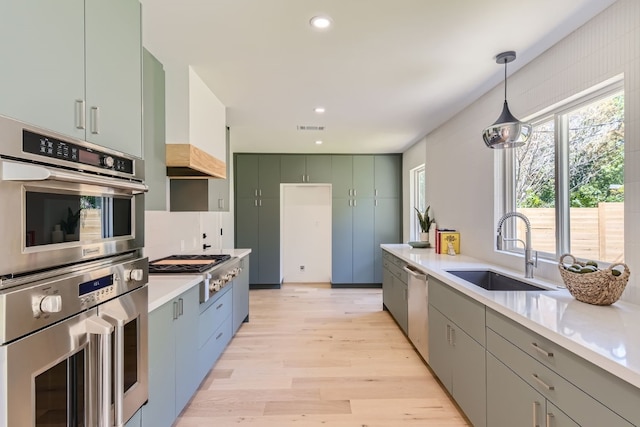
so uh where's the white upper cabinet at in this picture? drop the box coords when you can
[0,0,143,158]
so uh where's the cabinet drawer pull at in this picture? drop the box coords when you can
[532,401,540,427]
[216,303,224,310]
[216,332,224,340]
[531,374,554,391]
[75,99,85,129]
[546,412,554,427]
[90,106,100,134]
[531,342,554,357]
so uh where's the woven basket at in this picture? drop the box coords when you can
[558,254,629,306]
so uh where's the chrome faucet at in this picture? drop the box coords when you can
[496,212,538,278]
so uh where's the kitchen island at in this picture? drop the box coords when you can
[382,243,640,427]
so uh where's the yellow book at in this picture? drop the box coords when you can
[439,232,460,254]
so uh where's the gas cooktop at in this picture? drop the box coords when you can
[148,254,231,274]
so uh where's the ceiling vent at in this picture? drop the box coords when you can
[297,125,325,131]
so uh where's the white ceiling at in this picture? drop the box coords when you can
[141,0,616,154]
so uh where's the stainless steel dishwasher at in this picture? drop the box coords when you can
[404,265,429,362]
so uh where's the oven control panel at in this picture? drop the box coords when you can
[78,274,117,306]
[22,129,134,174]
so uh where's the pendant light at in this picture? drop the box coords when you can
[482,51,531,149]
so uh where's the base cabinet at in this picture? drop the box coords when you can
[428,306,486,427]
[381,251,408,334]
[487,353,578,427]
[142,285,198,427]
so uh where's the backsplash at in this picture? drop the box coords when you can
[144,211,233,261]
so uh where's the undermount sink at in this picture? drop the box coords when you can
[446,270,550,291]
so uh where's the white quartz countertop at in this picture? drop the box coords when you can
[147,248,251,312]
[381,244,640,390]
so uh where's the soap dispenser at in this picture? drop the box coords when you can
[51,224,63,243]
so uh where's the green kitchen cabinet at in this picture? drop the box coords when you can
[142,286,199,427]
[236,154,281,198]
[331,155,399,286]
[487,353,579,427]
[236,197,279,286]
[381,251,408,334]
[235,154,281,287]
[374,197,401,283]
[428,277,486,427]
[0,0,143,158]
[281,155,332,183]
[143,48,167,210]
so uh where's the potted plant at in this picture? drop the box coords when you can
[61,207,82,241]
[414,206,435,242]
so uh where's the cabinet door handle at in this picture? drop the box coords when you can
[259,199,262,207]
[259,189,262,196]
[218,198,224,209]
[75,99,85,129]
[302,174,305,182]
[216,332,224,340]
[353,189,357,197]
[531,374,555,391]
[216,303,224,310]
[306,175,310,182]
[178,298,184,316]
[375,200,378,207]
[532,401,540,427]
[255,189,258,197]
[375,189,378,196]
[546,412,554,427]
[173,301,179,320]
[353,199,357,207]
[348,199,352,207]
[531,342,554,357]
[254,199,258,207]
[90,106,100,134]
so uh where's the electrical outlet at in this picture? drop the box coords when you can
[299,265,305,271]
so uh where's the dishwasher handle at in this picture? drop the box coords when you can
[403,265,427,280]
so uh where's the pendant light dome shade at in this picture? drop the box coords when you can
[482,51,531,149]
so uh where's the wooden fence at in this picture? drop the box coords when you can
[517,203,624,263]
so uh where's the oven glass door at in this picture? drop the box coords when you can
[2,309,97,427]
[25,188,132,247]
[100,286,148,425]
[35,349,87,427]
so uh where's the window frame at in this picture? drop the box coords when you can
[500,79,624,262]
[410,164,425,241]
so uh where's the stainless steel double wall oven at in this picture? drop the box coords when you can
[0,115,149,427]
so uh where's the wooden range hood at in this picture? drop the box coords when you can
[166,144,226,179]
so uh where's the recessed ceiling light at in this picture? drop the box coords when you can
[315,140,323,145]
[310,15,332,29]
[314,107,325,114]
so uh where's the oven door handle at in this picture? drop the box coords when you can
[86,316,114,427]
[101,304,134,427]
[0,159,148,194]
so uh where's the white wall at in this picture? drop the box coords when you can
[402,137,427,242]
[414,0,640,304]
[281,185,332,282]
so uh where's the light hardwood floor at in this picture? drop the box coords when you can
[175,283,470,426]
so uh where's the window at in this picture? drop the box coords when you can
[503,82,624,264]
[410,164,425,241]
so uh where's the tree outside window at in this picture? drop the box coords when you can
[506,86,624,263]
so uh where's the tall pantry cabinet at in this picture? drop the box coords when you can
[235,155,281,286]
[235,153,401,287]
[0,0,143,158]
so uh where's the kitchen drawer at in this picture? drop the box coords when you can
[383,260,407,284]
[429,277,485,345]
[197,316,232,380]
[487,309,639,425]
[487,328,633,426]
[198,288,233,349]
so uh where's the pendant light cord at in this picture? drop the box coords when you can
[503,59,508,102]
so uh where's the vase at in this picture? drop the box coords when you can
[419,232,429,242]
